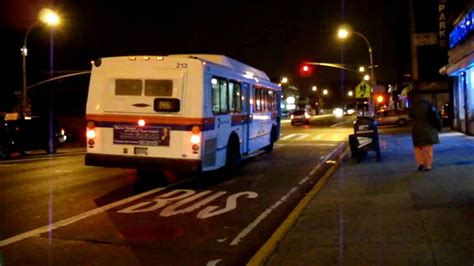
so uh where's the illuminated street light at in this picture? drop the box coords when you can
[281,77,289,84]
[348,90,354,97]
[337,27,349,39]
[359,66,365,72]
[337,25,375,84]
[312,85,317,92]
[21,8,60,114]
[323,89,328,95]
[364,74,370,81]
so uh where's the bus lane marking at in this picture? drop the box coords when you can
[117,189,258,219]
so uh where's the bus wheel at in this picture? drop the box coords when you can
[264,127,277,153]
[225,136,241,173]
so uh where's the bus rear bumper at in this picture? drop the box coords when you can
[85,153,202,172]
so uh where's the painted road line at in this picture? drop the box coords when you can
[0,186,174,247]
[312,134,323,140]
[229,142,345,247]
[247,144,349,266]
[295,134,309,140]
[229,187,299,246]
[308,143,342,176]
[279,134,296,140]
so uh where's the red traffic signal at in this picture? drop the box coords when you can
[299,63,313,77]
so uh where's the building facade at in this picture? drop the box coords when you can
[445,3,474,135]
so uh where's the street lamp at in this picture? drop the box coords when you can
[337,25,375,84]
[21,8,60,114]
[312,85,317,92]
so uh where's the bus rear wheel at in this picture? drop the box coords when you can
[264,126,277,153]
[225,136,241,173]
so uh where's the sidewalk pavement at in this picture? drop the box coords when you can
[266,130,474,265]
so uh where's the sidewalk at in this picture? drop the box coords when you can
[266,131,474,265]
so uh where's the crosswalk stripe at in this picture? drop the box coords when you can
[295,134,309,140]
[280,134,296,140]
[312,134,323,140]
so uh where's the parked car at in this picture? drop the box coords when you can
[290,110,311,125]
[374,109,411,126]
[0,112,67,158]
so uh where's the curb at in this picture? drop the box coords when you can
[247,145,350,266]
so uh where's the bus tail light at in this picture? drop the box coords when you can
[86,121,96,147]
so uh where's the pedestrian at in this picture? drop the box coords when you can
[408,89,442,171]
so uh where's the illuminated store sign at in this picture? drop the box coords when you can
[450,8,474,48]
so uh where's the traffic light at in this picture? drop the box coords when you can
[299,63,313,77]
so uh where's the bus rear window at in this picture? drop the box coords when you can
[115,79,142,95]
[154,98,180,112]
[145,80,173,96]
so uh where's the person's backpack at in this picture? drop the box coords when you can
[428,104,442,131]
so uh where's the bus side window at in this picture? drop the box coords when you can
[211,76,229,114]
[255,88,261,112]
[219,79,228,114]
[212,78,220,113]
[229,80,242,113]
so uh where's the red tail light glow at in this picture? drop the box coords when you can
[190,134,201,144]
[86,129,96,139]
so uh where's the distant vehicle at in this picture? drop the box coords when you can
[85,55,281,173]
[374,109,411,126]
[343,103,356,115]
[0,112,67,158]
[333,107,344,118]
[290,110,310,125]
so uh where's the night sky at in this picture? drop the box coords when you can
[1,0,410,111]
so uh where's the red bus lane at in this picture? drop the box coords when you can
[1,142,346,265]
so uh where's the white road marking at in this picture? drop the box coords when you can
[298,176,310,185]
[229,142,344,246]
[308,143,342,176]
[0,186,167,247]
[295,134,309,140]
[206,259,223,266]
[280,143,336,147]
[229,187,298,246]
[280,134,296,140]
[312,134,324,140]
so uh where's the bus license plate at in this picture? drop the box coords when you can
[134,147,148,155]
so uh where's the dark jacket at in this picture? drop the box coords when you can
[408,98,440,146]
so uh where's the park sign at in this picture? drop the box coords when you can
[355,81,372,99]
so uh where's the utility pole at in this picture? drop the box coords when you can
[409,0,419,81]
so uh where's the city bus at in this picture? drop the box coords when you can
[85,54,281,173]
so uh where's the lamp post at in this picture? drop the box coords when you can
[337,26,375,84]
[21,8,60,114]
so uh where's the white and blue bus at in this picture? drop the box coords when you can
[85,54,281,173]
